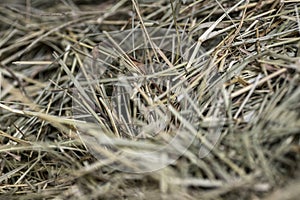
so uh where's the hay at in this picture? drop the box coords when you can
[0,0,299,199]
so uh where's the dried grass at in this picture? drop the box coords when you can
[0,0,299,199]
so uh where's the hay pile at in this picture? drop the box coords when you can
[0,0,299,199]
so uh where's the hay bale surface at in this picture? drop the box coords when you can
[0,0,299,199]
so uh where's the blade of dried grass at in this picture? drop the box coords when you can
[186,0,245,69]
[231,68,287,98]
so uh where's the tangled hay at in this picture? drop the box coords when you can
[0,0,299,199]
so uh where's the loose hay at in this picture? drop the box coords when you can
[0,0,299,199]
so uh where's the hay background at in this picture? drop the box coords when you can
[0,0,299,199]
